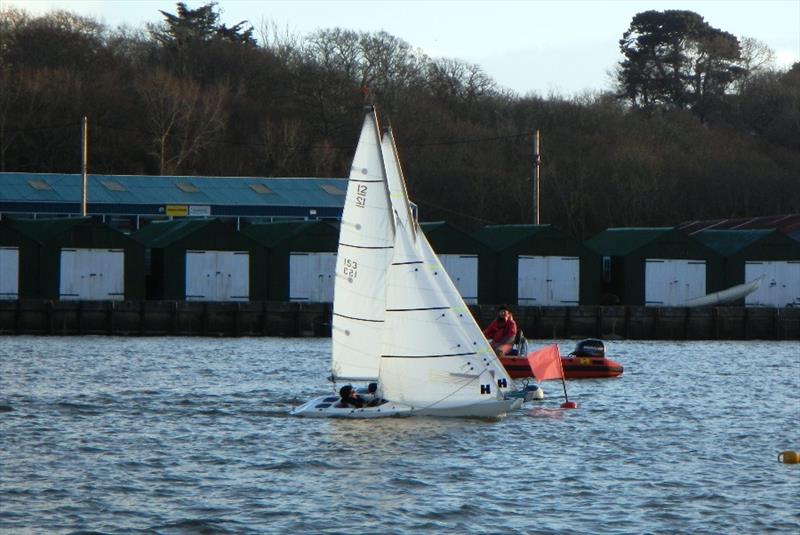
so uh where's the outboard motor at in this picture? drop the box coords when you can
[571,338,606,358]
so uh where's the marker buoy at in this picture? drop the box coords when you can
[560,401,578,409]
[778,450,799,464]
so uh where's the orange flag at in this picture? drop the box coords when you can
[526,344,563,382]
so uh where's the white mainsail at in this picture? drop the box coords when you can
[330,109,394,381]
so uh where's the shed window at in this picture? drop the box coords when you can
[28,179,53,191]
[101,180,126,192]
[320,184,345,196]
[249,183,273,194]
[176,182,199,193]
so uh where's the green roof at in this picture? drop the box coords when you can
[242,221,334,247]
[693,229,772,256]
[131,219,220,247]
[472,224,553,251]
[584,227,674,256]
[419,221,448,233]
[4,217,95,244]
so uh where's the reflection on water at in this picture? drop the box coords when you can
[0,337,798,534]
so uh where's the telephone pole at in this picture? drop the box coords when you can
[81,116,88,217]
[532,130,541,224]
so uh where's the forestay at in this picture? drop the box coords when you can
[330,111,394,382]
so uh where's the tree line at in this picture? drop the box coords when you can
[1,3,797,238]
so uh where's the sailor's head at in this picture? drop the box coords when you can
[339,385,353,399]
[497,305,511,321]
[367,382,378,394]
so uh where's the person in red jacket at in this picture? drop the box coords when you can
[483,305,517,356]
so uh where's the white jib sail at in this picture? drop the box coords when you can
[416,230,514,390]
[380,216,506,410]
[331,109,394,381]
[381,128,514,394]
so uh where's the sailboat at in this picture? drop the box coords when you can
[291,108,536,418]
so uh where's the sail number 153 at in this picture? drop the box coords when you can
[343,258,358,279]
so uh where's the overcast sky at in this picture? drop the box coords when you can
[4,0,799,95]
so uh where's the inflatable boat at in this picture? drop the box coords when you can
[500,338,624,380]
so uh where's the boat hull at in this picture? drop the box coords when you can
[500,356,624,380]
[290,395,521,419]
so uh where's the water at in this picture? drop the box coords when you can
[1,336,798,534]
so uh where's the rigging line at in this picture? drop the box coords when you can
[411,197,502,226]
[399,130,536,147]
[2,121,83,134]
[406,358,506,414]
[89,121,536,150]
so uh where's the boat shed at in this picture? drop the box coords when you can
[132,219,266,301]
[472,224,600,306]
[420,221,495,304]
[242,221,340,302]
[585,227,722,306]
[693,229,800,307]
[2,217,145,300]
[0,173,347,231]
[0,219,41,299]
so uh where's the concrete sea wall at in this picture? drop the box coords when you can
[0,300,797,340]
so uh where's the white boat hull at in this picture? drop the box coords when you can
[685,276,763,307]
[290,395,522,419]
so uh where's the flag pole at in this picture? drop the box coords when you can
[559,353,577,409]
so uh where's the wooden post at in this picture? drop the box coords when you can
[81,116,88,217]
[532,130,541,225]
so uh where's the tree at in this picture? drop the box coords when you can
[617,10,744,118]
[136,70,229,174]
[149,2,255,79]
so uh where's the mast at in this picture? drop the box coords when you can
[81,116,88,217]
[532,130,541,225]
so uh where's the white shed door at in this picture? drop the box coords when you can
[185,250,249,301]
[439,254,478,304]
[518,256,579,306]
[0,247,19,300]
[745,261,800,307]
[60,248,125,300]
[645,259,706,306]
[290,252,336,302]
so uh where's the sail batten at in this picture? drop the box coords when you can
[382,352,478,358]
[386,306,450,312]
[332,312,384,323]
[339,243,394,250]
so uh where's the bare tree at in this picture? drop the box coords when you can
[136,70,228,174]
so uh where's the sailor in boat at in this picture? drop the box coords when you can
[338,385,366,408]
[338,384,385,408]
[483,305,518,356]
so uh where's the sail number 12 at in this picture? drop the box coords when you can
[355,184,367,207]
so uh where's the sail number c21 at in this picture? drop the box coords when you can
[343,258,358,279]
[355,184,367,207]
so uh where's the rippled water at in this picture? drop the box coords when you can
[1,336,798,534]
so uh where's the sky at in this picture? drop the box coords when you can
[3,0,799,95]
